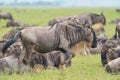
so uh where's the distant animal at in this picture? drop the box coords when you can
[6,20,31,27]
[116,9,120,12]
[105,57,120,73]
[2,23,97,72]
[109,19,120,24]
[0,12,13,21]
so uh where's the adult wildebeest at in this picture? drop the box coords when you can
[49,13,106,55]
[2,23,97,72]
[0,12,13,21]
[49,12,106,29]
[101,39,120,66]
[114,23,120,39]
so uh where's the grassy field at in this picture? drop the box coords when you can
[0,7,120,80]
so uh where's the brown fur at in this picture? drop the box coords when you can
[32,64,44,73]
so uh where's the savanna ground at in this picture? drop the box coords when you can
[0,7,120,80]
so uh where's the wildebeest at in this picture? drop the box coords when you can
[105,57,120,73]
[0,12,13,21]
[6,20,31,27]
[0,44,27,73]
[116,9,120,12]
[109,19,120,24]
[114,23,120,39]
[49,13,105,55]
[49,12,106,28]
[101,39,120,66]
[30,50,71,70]
[2,23,97,72]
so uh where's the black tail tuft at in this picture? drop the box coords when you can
[2,38,17,54]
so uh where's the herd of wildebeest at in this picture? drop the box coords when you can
[0,10,120,74]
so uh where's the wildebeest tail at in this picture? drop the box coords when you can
[2,31,21,54]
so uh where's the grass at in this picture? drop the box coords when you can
[0,7,120,80]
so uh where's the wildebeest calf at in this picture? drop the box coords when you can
[30,51,71,70]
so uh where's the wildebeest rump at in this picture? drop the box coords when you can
[2,23,97,72]
[0,12,13,21]
[2,28,22,40]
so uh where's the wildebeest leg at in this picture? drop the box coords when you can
[61,47,75,64]
[45,54,56,69]
[18,50,25,73]
[59,53,67,70]
[25,46,34,72]
[85,42,91,55]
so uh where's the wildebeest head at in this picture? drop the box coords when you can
[64,23,97,48]
[91,12,106,25]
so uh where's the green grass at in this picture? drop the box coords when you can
[0,7,120,80]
